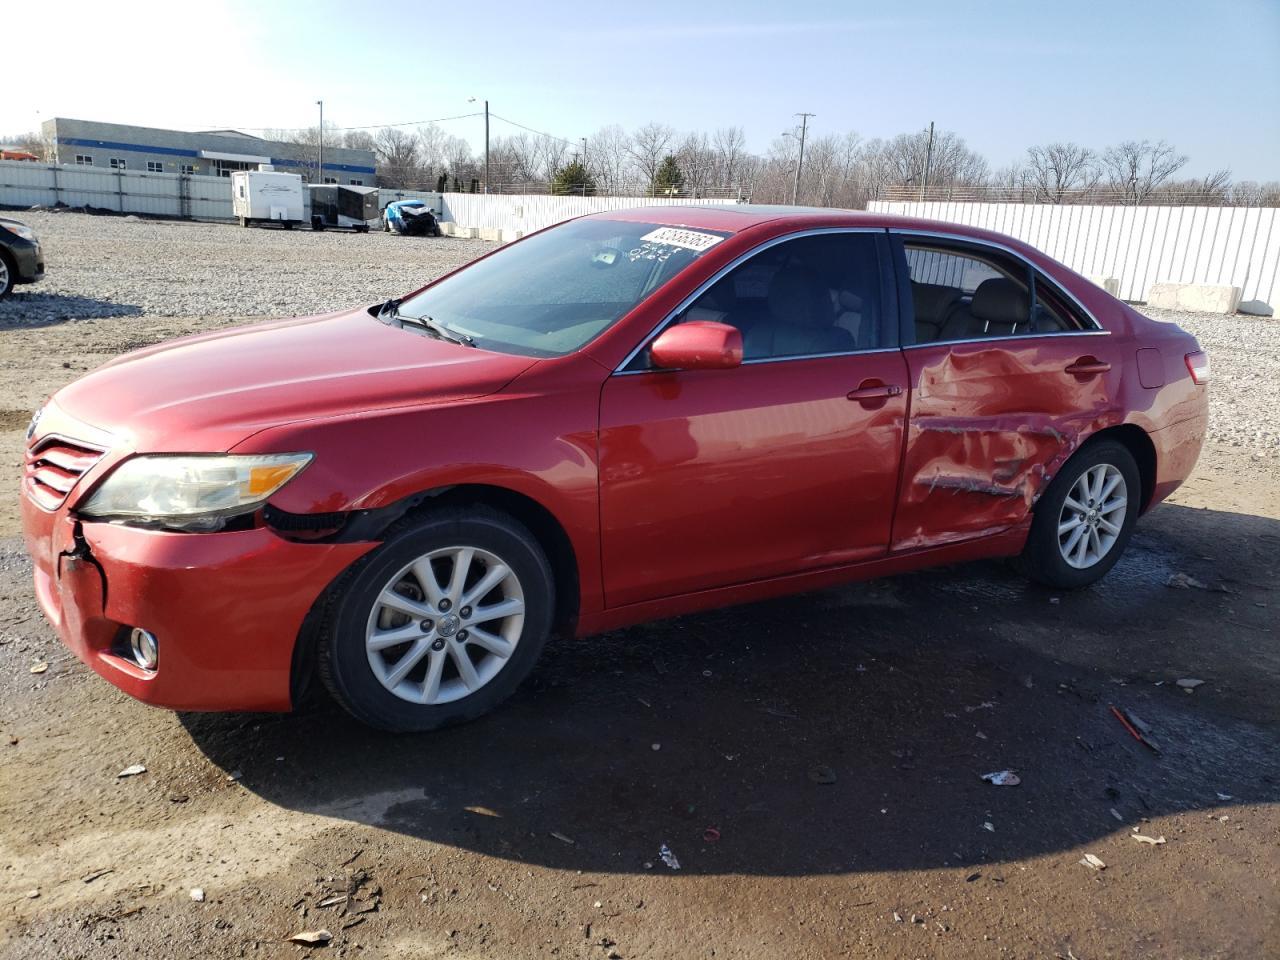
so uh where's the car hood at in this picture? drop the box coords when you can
[50,307,538,452]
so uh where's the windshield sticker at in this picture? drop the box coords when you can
[639,227,725,253]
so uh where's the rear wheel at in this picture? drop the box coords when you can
[1016,439,1140,589]
[318,507,554,731]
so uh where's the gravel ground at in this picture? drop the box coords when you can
[0,209,494,324]
[0,211,1277,959]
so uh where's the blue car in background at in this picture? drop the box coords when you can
[383,200,443,236]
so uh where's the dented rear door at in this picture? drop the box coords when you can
[891,332,1120,551]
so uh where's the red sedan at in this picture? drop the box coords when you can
[20,207,1209,730]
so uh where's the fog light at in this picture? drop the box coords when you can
[129,628,158,671]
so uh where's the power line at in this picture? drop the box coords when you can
[489,112,578,146]
[196,111,484,134]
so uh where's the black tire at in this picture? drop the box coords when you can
[1016,439,1141,589]
[282,221,294,231]
[0,250,14,299]
[317,506,554,731]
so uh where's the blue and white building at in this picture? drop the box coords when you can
[41,117,376,186]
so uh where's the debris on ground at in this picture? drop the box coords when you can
[1110,808,1124,821]
[29,661,48,674]
[1216,792,1233,801]
[190,888,205,901]
[1176,678,1206,691]
[892,912,903,923]
[808,764,837,784]
[981,770,1021,786]
[81,868,113,883]
[1110,705,1162,752]
[659,844,681,870]
[226,770,243,782]
[285,929,333,946]
[1132,833,1167,845]
[550,831,576,845]
[981,822,995,832]
[1166,572,1210,590]
[25,889,39,899]
[117,764,146,778]
[1079,853,1106,871]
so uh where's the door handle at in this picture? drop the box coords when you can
[847,381,902,402]
[1065,357,1111,377]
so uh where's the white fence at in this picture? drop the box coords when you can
[870,200,1279,315]
[0,159,443,221]
[438,193,736,238]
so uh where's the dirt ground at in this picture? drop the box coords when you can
[1,216,1278,959]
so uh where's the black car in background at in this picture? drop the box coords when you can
[0,216,44,298]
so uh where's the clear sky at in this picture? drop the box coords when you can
[5,0,1278,180]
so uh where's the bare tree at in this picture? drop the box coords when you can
[443,135,477,188]
[1025,142,1098,202]
[374,126,422,188]
[586,125,630,194]
[1101,140,1188,204]
[711,126,748,192]
[882,128,987,194]
[676,131,715,197]
[627,123,675,192]
[341,130,376,153]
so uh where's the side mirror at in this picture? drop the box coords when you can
[650,321,743,371]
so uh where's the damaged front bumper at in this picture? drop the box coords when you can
[21,493,373,712]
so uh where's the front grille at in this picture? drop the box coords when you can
[24,436,105,510]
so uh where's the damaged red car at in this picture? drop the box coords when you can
[21,207,1209,730]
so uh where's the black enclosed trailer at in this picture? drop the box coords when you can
[308,185,380,232]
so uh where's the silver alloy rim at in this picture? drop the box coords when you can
[1057,463,1127,569]
[0,257,10,292]
[365,545,525,705]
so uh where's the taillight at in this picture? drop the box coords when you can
[1185,351,1210,385]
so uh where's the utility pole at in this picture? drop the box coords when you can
[316,100,324,184]
[921,120,934,201]
[792,112,814,205]
[470,97,490,193]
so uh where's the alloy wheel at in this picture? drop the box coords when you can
[365,545,525,705]
[1057,463,1127,569]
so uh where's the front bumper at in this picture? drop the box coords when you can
[21,493,374,712]
[7,238,45,283]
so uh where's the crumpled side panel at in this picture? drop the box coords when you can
[892,341,1120,551]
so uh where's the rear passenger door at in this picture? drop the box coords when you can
[890,234,1122,551]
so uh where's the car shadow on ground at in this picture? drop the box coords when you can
[181,503,1279,877]
[0,292,143,328]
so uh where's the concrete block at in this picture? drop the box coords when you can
[1146,282,1241,315]
[478,227,502,242]
[1088,275,1120,296]
[500,227,524,244]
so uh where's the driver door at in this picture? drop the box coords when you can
[597,230,909,607]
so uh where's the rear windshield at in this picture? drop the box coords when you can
[396,219,730,357]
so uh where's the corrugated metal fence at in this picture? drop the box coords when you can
[870,200,1279,314]
[0,159,443,221]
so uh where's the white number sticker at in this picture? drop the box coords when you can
[639,227,724,252]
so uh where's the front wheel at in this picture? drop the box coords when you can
[0,251,14,299]
[1016,439,1140,589]
[318,507,554,731]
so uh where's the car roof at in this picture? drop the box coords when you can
[584,204,1060,271]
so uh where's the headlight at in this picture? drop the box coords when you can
[80,453,312,529]
[1,222,36,242]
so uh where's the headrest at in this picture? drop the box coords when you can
[768,267,828,327]
[970,277,1030,327]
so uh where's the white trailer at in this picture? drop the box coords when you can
[230,170,305,229]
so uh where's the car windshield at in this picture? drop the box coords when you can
[394,219,730,357]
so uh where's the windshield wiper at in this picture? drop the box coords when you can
[379,299,474,347]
